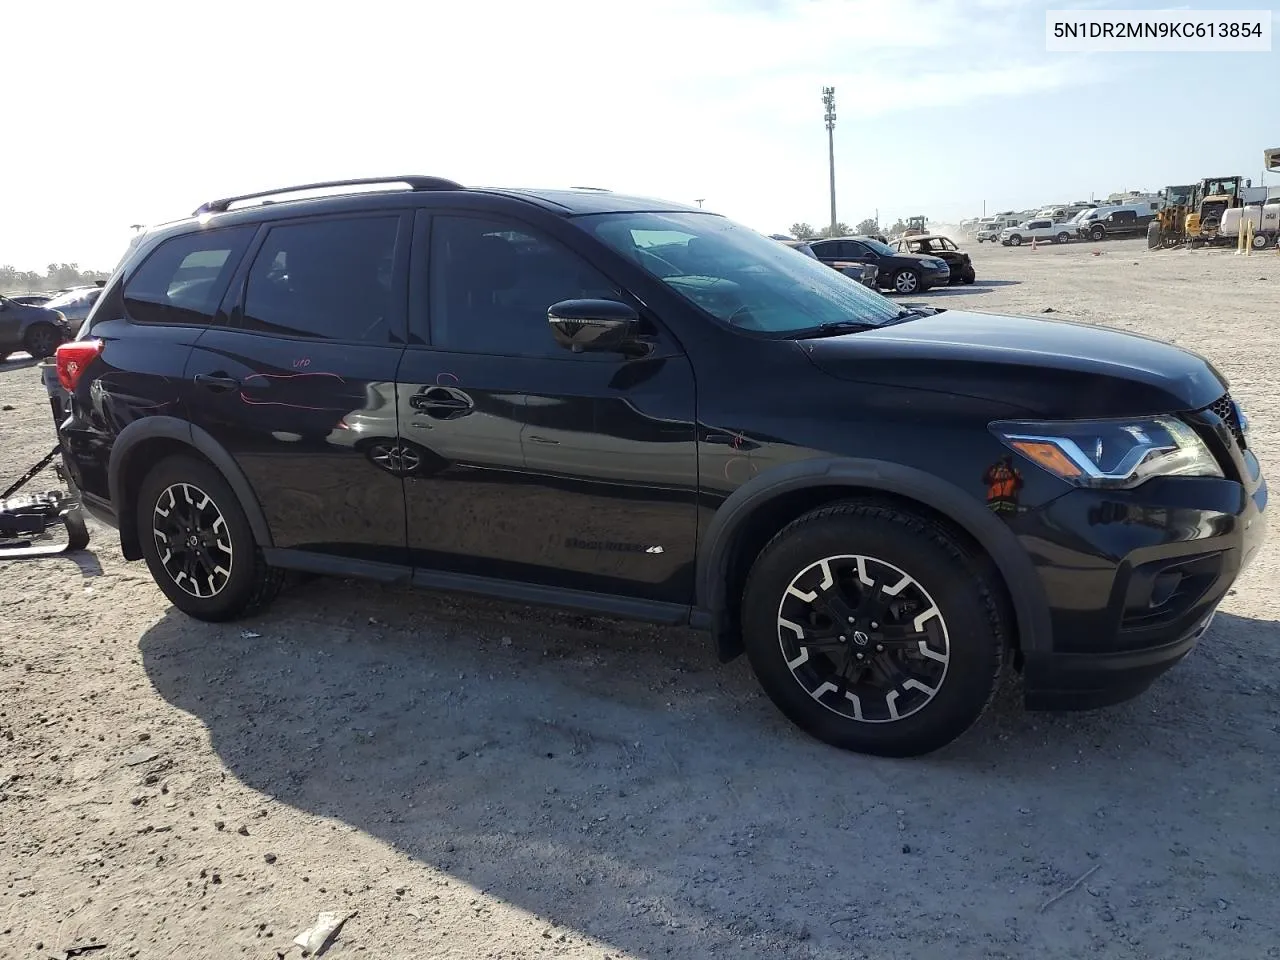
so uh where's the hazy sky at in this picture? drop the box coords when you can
[3,0,1278,271]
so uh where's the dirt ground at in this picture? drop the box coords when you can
[2,236,1279,960]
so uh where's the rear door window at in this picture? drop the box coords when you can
[240,216,403,342]
[123,228,254,325]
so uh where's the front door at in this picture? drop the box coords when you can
[185,212,412,567]
[398,211,699,603]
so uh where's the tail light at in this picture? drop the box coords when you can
[55,339,103,392]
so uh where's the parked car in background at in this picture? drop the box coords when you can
[891,234,975,285]
[782,239,879,288]
[1076,204,1158,241]
[976,217,1020,242]
[42,286,102,327]
[6,292,54,306]
[1000,218,1074,246]
[0,294,74,360]
[808,235,950,293]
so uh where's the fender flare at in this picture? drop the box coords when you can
[694,457,1052,657]
[108,416,273,556]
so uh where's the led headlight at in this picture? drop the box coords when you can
[991,416,1222,489]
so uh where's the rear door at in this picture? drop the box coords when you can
[184,212,412,567]
[397,210,699,603]
[62,227,256,501]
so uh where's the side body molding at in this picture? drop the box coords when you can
[108,416,274,558]
[694,457,1053,659]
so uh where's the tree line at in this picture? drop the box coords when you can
[788,218,912,240]
[1,263,110,294]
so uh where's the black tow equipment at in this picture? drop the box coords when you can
[0,446,91,559]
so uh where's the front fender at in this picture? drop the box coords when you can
[694,456,1053,659]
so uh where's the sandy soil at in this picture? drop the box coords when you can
[2,237,1279,960]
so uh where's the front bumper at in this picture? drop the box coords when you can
[1019,463,1267,710]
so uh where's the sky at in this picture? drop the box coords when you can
[3,0,1278,271]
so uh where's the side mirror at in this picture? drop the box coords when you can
[548,299,638,353]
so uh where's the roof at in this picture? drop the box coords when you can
[896,234,954,243]
[183,176,703,223]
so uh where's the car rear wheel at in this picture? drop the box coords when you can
[137,454,284,621]
[741,501,1007,757]
[891,269,920,294]
[23,323,61,360]
[961,268,976,284]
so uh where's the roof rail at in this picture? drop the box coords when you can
[192,175,465,216]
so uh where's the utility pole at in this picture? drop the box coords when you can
[823,86,837,234]
[694,198,705,208]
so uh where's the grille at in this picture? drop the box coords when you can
[1207,394,1246,449]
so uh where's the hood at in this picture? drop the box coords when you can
[799,309,1227,419]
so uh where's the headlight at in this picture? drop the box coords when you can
[991,416,1223,488]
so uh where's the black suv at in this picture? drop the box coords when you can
[47,176,1267,757]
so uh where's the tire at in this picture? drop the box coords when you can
[1251,232,1271,250]
[891,269,920,294]
[741,501,1007,757]
[961,269,976,284]
[23,323,61,360]
[1009,234,1022,247]
[137,454,283,621]
[1089,225,1105,242]
[1056,232,1070,244]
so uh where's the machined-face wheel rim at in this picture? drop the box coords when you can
[152,482,233,598]
[895,272,918,293]
[776,554,950,723]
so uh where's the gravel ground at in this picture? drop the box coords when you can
[2,236,1279,960]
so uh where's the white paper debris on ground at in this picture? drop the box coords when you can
[240,630,262,639]
[293,911,354,956]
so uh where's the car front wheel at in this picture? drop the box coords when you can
[137,454,284,621]
[1056,232,1070,243]
[1009,234,1022,246]
[741,501,1007,757]
[891,269,920,294]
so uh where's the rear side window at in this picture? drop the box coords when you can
[241,216,400,342]
[123,228,253,325]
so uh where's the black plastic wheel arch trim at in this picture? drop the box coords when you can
[694,457,1054,661]
[107,416,274,560]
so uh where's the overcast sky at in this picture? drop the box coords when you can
[3,0,1278,271]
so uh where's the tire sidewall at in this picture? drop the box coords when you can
[137,455,261,620]
[893,269,919,294]
[24,323,60,359]
[741,509,1002,755]
[1010,235,1021,246]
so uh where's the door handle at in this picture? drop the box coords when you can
[411,386,474,419]
[193,373,241,392]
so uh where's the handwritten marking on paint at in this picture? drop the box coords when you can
[435,372,460,386]
[239,371,351,411]
[293,357,312,369]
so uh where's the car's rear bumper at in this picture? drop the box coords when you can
[1019,470,1267,710]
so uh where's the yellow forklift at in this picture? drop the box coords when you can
[1146,183,1199,249]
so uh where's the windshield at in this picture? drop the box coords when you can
[587,212,903,333]
[45,288,99,309]
[857,236,897,257]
